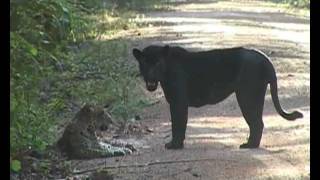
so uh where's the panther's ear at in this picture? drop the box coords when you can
[132,48,144,61]
[163,45,169,57]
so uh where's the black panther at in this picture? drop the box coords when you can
[132,45,303,149]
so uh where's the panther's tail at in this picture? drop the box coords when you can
[269,80,303,120]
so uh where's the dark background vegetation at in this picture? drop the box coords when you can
[10,0,309,174]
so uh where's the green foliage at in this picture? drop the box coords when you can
[268,0,310,8]
[114,0,162,10]
[11,160,22,172]
[10,0,157,159]
[10,95,54,152]
[10,0,74,155]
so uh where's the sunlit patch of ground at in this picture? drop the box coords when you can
[186,108,309,179]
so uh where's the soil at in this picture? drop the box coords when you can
[71,0,310,179]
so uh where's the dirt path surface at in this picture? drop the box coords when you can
[74,1,310,179]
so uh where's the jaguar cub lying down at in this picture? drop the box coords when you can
[132,45,303,149]
[57,104,132,159]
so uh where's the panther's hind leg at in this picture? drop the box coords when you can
[236,83,267,149]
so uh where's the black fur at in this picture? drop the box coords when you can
[132,45,303,149]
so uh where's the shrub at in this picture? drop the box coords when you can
[10,0,154,158]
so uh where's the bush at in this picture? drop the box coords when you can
[10,0,87,156]
[10,0,154,158]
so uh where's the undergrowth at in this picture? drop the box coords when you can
[10,0,162,174]
[268,0,310,9]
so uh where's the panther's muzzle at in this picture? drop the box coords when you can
[146,81,158,91]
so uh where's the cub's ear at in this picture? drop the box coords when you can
[132,48,144,61]
[163,45,169,57]
[82,104,93,113]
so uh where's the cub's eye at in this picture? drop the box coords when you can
[99,124,108,131]
[97,111,104,116]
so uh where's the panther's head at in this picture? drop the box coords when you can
[132,45,169,92]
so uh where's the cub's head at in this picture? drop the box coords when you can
[132,45,169,92]
[76,104,111,132]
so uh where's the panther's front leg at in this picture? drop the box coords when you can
[165,101,188,149]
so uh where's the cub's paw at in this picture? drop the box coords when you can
[165,141,184,149]
[122,147,133,154]
[113,149,126,156]
[239,143,260,149]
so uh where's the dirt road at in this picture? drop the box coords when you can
[74,1,310,179]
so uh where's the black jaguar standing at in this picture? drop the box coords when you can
[132,45,303,149]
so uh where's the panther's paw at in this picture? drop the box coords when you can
[165,141,184,149]
[239,142,260,149]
